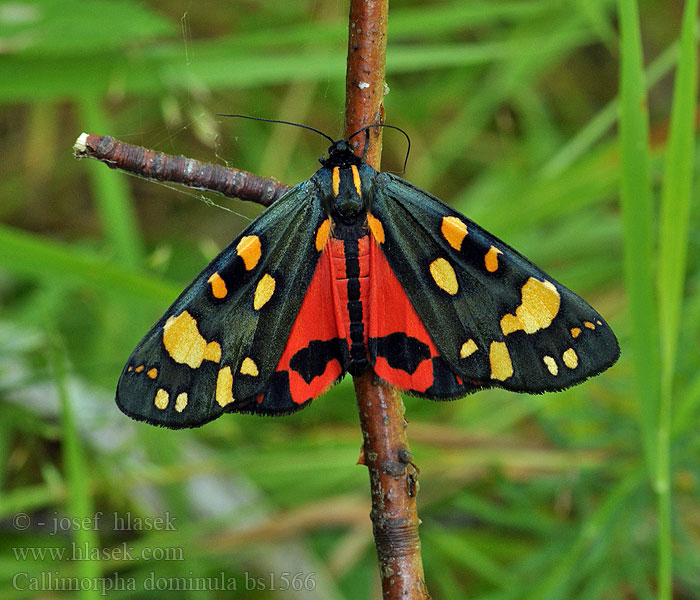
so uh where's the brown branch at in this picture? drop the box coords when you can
[345,0,387,165]
[73,133,290,207]
[345,1,430,598]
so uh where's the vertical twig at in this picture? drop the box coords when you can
[345,1,430,598]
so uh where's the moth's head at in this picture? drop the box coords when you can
[319,140,364,168]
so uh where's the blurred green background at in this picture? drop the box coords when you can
[1,0,698,598]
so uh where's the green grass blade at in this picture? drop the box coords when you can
[523,468,642,599]
[50,336,101,599]
[0,224,178,303]
[541,39,681,177]
[616,0,660,476]
[655,0,699,596]
[657,0,698,387]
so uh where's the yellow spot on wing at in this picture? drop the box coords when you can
[584,321,596,330]
[543,356,558,376]
[500,278,560,335]
[240,357,259,377]
[154,388,169,410]
[254,273,276,310]
[441,216,468,251]
[216,366,235,407]
[203,341,221,363]
[316,219,331,251]
[460,339,478,358]
[429,258,459,295]
[563,348,578,369]
[489,341,513,381]
[135,365,144,373]
[147,368,158,379]
[351,165,362,196]
[175,392,188,413]
[208,272,228,298]
[332,167,340,196]
[570,327,581,338]
[236,235,262,271]
[163,311,222,368]
[484,245,503,272]
[367,213,385,244]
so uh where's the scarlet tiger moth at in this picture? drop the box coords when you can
[116,134,619,428]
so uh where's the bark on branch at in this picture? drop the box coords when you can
[345,1,430,597]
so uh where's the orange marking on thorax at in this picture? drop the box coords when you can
[350,165,362,196]
[331,167,340,196]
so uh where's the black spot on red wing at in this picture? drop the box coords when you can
[290,338,347,384]
[370,333,431,375]
[254,370,308,415]
[424,356,486,398]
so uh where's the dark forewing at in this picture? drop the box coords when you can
[369,172,619,396]
[116,180,330,427]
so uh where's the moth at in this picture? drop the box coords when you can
[116,130,619,428]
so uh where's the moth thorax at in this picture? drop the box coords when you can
[331,165,367,220]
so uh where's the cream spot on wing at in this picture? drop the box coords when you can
[127,366,133,372]
[441,216,468,250]
[236,235,262,271]
[203,341,221,363]
[163,311,221,368]
[563,348,579,369]
[208,272,228,299]
[216,366,235,407]
[460,339,478,358]
[489,341,513,381]
[175,392,188,413]
[429,258,458,295]
[596,319,602,325]
[240,357,259,377]
[500,278,560,335]
[584,321,596,330]
[484,245,503,272]
[367,213,385,244]
[315,218,331,251]
[146,368,158,379]
[571,327,582,339]
[154,388,169,410]
[543,356,558,376]
[253,273,276,310]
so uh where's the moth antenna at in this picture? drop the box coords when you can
[217,114,335,144]
[348,123,411,173]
